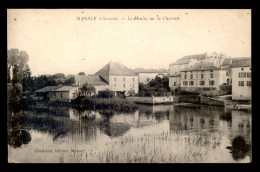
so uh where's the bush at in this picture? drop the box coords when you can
[98,89,115,98]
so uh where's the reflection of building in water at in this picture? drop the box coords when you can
[108,105,173,128]
[169,105,227,132]
[230,110,251,144]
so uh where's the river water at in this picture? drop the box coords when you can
[8,104,251,163]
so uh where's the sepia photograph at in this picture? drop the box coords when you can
[7,9,251,163]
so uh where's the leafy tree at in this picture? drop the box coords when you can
[138,76,169,97]
[81,82,96,96]
[78,72,86,75]
[98,89,114,98]
[51,73,65,79]
[63,75,75,85]
[7,49,32,106]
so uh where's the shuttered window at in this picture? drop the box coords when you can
[238,81,244,86]
[239,72,246,78]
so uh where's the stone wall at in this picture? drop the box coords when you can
[176,95,226,106]
[200,96,226,106]
[126,96,174,104]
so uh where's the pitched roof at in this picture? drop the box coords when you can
[222,58,232,65]
[231,57,251,68]
[181,62,221,72]
[75,75,108,86]
[231,57,251,63]
[35,86,60,93]
[95,62,136,76]
[232,61,251,68]
[131,68,169,74]
[173,52,228,65]
[174,53,206,65]
[54,86,76,92]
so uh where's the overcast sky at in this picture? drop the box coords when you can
[7,9,251,76]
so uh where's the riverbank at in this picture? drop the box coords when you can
[73,97,139,112]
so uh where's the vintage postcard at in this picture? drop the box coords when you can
[7,9,251,163]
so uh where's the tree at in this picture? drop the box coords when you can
[63,75,75,85]
[98,89,114,98]
[81,82,96,96]
[78,72,86,75]
[51,73,65,79]
[7,49,32,106]
[138,76,169,97]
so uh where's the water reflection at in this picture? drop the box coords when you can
[8,104,252,163]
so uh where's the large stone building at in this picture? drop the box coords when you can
[169,52,228,90]
[180,62,227,91]
[169,52,227,75]
[75,62,139,96]
[231,58,251,100]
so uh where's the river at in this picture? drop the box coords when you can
[8,104,251,163]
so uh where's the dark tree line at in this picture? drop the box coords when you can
[7,49,76,107]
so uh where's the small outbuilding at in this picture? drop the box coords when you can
[34,86,60,100]
[50,86,78,102]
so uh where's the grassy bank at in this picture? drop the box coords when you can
[74,97,139,112]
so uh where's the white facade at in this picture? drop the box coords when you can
[169,75,181,90]
[108,75,139,95]
[180,69,227,90]
[232,67,251,100]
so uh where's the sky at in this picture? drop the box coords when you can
[7,9,251,76]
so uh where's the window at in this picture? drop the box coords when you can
[190,74,193,79]
[209,80,215,85]
[201,74,204,79]
[247,81,251,86]
[183,81,188,86]
[61,93,62,98]
[174,82,176,86]
[123,84,125,88]
[196,72,198,78]
[247,72,251,78]
[133,78,135,81]
[184,74,187,79]
[239,72,246,78]
[73,93,75,98]
[189,81,194,85]
[238,81,244,86]
[114,77,116,81]
[210,73,214,78]
[123,78,125,81]
[200,81,205,85]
